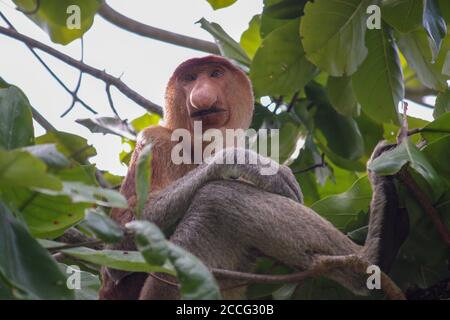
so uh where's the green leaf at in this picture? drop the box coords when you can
[0,201,74,299]
[326,76,359,117]
[381,0,422,33]
[308,84,365,161]
[397,29,449,91]
[423,0,447,61]
[37,182,127,208]
[58,246,176,275]
[131,113,161,132]
[135,144,152,219]
[167,243,221,300]
[352,28,403,124]
[79,208,124,243]
[0,149,61,190]
[260,0,290,38]
[422,134,450,187]
[13,0,100,45]
[421,111,450,143]
[22,144,70,168]
[0,81,34,149]
[36,131,96,163]
[127,221,221,300]
[126,221,169,266]
[300,0,370,76]
[0,186,88,238]
[264,0,308,19]
[197,18,251,66]
[206,0,237,10]
[250,20,318,97]
[368,139,445,199]
[433,90,450,118]
[59,264,100,300]
[311,176,371,230]
[240,15,262,59]
[76,117,136,140]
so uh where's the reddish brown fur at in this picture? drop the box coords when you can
[99,56,254,299]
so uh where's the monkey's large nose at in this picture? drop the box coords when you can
[190,84,218,110]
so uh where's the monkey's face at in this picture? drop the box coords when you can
[178,63,231,129]
[164,56,254,133]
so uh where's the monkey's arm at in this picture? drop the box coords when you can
[143,148,303,231]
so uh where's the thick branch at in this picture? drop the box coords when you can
[98,1,220,54]
[0,26,163,116]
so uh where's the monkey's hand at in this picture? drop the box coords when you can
[206,148,303,203]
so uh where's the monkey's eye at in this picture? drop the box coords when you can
[210,70,224,78]
[182,74,197,82]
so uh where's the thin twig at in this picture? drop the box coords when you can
[286,91,300,112]
[0,26,163,115]
[0,12,96,116]
[105,84,120,118]
[294,153,327,174]
[98,1,219,54]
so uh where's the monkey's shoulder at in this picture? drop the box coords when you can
[137,125,172,146]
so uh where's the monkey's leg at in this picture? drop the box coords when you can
[140,180,368,299]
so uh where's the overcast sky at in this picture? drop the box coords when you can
[0,0,433,175]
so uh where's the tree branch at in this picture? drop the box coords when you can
[98,1,220,54]
[0,26,163,116]
[213,255,405,300]
[397,167,450,247]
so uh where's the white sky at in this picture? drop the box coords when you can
[0,0,433,176]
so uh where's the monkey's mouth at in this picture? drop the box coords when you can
[190,107,226,118]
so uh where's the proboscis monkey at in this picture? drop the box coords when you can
[99,56,408,300]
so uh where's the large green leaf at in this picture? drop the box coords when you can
[421,112,450,143]
[128,221,221,300]
[131,113,161,132]
[433,90,450,118]
[300,0,370,76]
[352,28,403,124]
[36,182,127,208]
[0,201,73,299]
[0,81,34,150]
[307,84,365,161]
[381,0,423,33]
[260,0,290,38]
[22,144,70,168]
[56,246,176,275]
[422,135,450,187]
[13,0,100,45]
[0,149,61,190]
[311,176,371,230]
[368,139,445,199]
[36,131,96,163]
[0,186,88,238]
[326,76,359,117]
[264,0,308,19]
[206,0,237,10]
[79,208,124,243]
[250,20,317,97]
[198,18,251,66]
[423,0,447,61]
[397,29,449,91]
[240,15,262,60]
